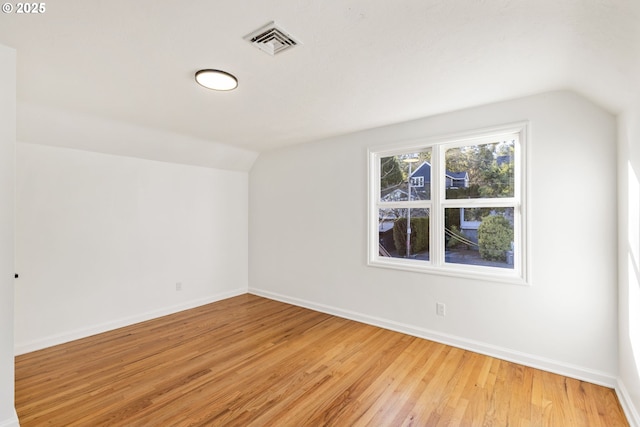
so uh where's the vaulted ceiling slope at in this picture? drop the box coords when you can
[1,0,638,152]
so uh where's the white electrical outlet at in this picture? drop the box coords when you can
[176,282,182,291]
[436,302,446,316]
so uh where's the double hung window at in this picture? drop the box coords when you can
[368,124,528,284]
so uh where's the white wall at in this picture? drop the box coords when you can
[18,102,258,172]
[15,142,249,353]
[249,91,619,386]
[0,43,19,427]
[618,107,640,425]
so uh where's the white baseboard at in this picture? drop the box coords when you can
[249,287,617,388]
[617,379,640,427]
[0,409,20,427]
[15,288,246,355]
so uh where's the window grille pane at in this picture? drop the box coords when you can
[378,208,430,261]
[444,207,514,269]
[380,150,431,202]
[445,140,515,199]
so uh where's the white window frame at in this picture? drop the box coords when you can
[411,176,424,188]
[368,123,529,285]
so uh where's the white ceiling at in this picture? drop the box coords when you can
[1,0,638,152]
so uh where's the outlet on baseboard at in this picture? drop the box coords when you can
[436,302,446,317]
[176,282,182,291]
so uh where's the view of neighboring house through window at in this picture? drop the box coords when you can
[378,149,432,260]
[369,124,527,283]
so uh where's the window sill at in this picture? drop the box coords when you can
[368,257,529,286]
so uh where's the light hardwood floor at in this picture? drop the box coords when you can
[15,294,629,426]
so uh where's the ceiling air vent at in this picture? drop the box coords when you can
[244,21,300,56]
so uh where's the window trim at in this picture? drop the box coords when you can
[411,175,425,188]
[368,122,530,285]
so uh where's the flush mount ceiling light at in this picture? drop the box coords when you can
[195,69,238,91]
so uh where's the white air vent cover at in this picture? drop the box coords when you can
[244,21,300,56]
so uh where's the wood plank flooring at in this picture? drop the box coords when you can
[15,294,629,426]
